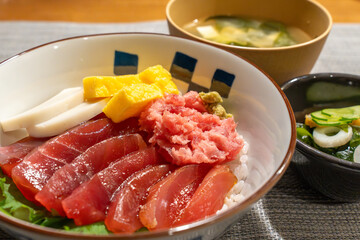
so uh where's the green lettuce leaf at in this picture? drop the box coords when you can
[350,127,360,148]
[335,147,353,161]
[0,176,47,222]
[296,123,314,146]
[0,172,110,234]
[64,221,109,234]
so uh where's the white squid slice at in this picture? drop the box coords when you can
[26,98,109,138]
[0,87,84,132]
[313,125,353,148]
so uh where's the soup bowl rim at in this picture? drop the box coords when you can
[165,0,333,51]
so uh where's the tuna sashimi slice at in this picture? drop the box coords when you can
[0,137,46,177]
[139,164,211,231]
[11,117,139,202]
[175,164,237,226]
[62,147,161,226]
[105,164,174,233]
[35,134,146,216]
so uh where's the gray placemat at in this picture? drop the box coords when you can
[0,20,168,62]
[0,21,360,240]
[221,152,360,240]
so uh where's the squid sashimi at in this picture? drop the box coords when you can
[62,147,161,226]
[175,164,237,226]
[139,164,211,231]
[105,164,174,233]
[11,117,139,202]
[35,134,146,216]
[0,137,47,177]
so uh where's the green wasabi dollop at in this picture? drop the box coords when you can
[199,91,233,119]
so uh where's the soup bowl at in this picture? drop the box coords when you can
[166,0,333,85]
[0,33,296,239]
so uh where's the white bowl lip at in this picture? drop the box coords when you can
[0,32,297,238]
[281,72,360,171]
[165,0,333,52]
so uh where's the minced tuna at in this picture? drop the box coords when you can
[139,91,244,165]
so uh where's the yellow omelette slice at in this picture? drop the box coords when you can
[83,74,141,99]
[139,65,179,95]
[103,83,163,123]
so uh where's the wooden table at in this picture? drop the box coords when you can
[0,0,359,23]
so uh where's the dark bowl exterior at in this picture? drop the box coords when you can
[282,73,360,202]
[295,142,360,202]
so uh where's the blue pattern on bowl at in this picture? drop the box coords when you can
[113,50,234,98]
[210,69,235,98]
[170,51,197,84]
[114,51,138,75]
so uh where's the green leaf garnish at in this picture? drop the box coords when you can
[296,123,313,145]
[0,176,47,223]
[0,171,111,234]
[63,221,110,234]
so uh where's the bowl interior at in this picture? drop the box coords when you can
[0,33,295,237]
[166,0,331,46]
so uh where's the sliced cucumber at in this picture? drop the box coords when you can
[321,107,359,120]
[309,106,360,126]
[311,110,332,121]
[312,118,350,127]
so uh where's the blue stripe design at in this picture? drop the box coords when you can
[114,51,138,75]
[172,51,197,72]
[111,50,235,98]
[170,52,198,84]
[212,69,235,87]
[210,69,235,98]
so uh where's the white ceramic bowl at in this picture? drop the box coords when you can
[0,33,296,240]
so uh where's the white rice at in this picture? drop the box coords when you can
[218,136,249,213]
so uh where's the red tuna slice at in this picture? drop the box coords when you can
[175,164,237,226]
[139,164,211,231]
[11,117,139,202]
[35,134,146,216]
[0,137,47,177]
[62,147,160,226]
[105,164,174,233]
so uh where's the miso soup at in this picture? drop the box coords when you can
[183,15,312,48]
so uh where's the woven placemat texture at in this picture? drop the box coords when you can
[0,21,359,240]
[220,152,360,240]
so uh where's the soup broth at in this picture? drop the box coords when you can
[183,15,312,48]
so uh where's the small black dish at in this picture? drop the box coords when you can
[282,73,360,202]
